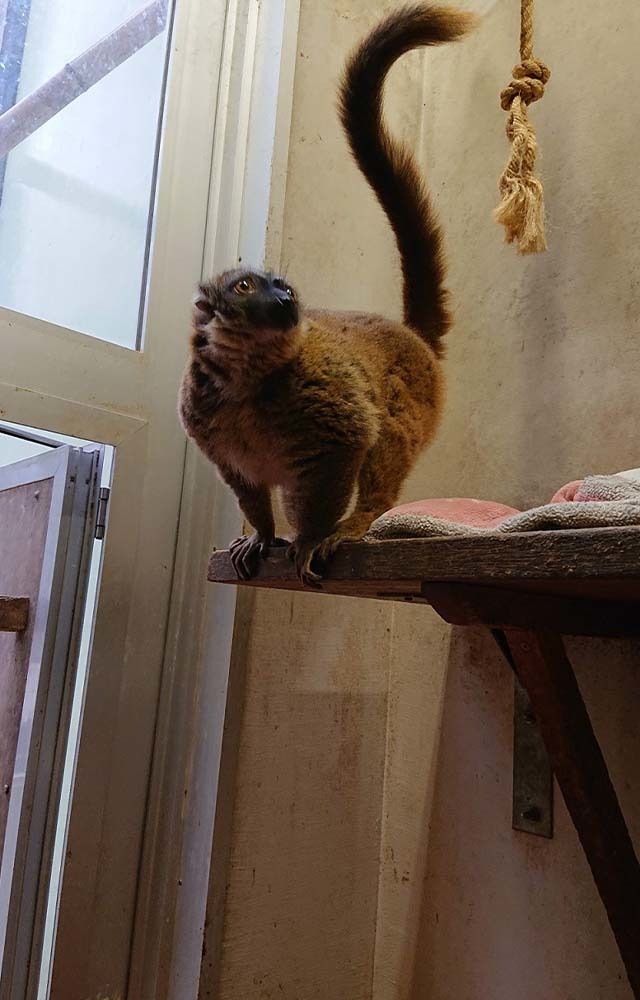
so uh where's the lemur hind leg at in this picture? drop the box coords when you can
[316,438,414,562]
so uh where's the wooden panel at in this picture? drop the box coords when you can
[0,479,53,861]
[0,598,29,633]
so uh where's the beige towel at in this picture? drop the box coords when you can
[366,471,640,541]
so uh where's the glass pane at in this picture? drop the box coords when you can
[0,0,172,347]
[0,430,50,464]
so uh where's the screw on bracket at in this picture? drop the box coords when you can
[521,806,542,823]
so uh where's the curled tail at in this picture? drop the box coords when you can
[339,4,476,356]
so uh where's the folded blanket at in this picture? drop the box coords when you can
[366,469,640,541]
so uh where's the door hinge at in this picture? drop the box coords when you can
[95,487,110,540]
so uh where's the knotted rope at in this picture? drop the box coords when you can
[495,0,550,254]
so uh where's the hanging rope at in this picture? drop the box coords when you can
[495,0,550,254]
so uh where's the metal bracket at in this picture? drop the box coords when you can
[492,630,553,838]
[512,677,553,838]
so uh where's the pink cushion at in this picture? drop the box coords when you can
[549,480,584,503]
[386,497,521,528]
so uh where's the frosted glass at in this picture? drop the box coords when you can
[0,0,171,347]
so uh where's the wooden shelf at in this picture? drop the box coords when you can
[209,526,640,996]
[209,527,640,636]
[0,596,29,632]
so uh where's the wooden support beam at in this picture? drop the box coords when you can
[503,630,640,998]
[0,596,29,632]
[421,581,640,637]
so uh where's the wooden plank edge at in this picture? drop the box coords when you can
[208,526,640,589]
[0,596,29,632]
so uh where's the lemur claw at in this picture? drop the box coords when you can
[287,539,323,588]
[229,534,288,580]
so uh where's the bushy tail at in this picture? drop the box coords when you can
[339,4,476,356]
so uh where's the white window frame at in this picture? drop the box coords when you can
[128,1,301,996]
[1,0,301,995]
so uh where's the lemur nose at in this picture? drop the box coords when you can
[194,296,214,318]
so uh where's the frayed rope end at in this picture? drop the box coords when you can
[495,93,548,255]
[495,174,547,255]
[496,37,550,255]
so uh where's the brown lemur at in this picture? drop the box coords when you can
[179,4,477,586]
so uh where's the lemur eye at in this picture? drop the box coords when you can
[285,286,296,299]
[233,277,255,295]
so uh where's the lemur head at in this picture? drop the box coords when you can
[193,268,300,342]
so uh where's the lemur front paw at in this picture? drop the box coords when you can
[229,533,287,580]
[287,523,371,585]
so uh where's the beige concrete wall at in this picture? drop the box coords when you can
[214,1,640,999]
